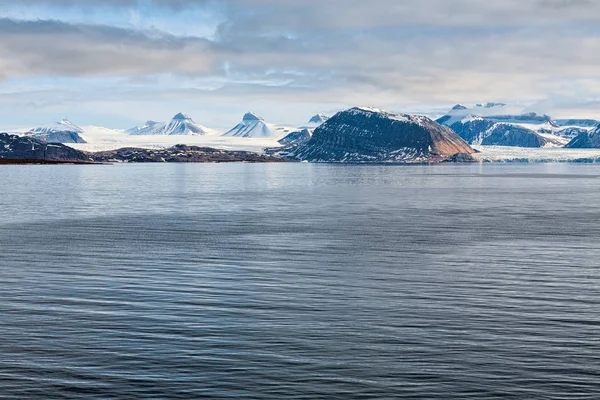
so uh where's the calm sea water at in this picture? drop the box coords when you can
[0,163,599,399]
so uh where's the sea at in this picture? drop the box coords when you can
[0,163,599,399]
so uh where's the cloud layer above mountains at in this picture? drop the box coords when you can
[1,0,600,126]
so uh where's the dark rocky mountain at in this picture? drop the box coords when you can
[445,116,496,144]
[90,145,287,163]
[565,127,600,148]
[282,107,475,163]
[480,124,548,148]
[0,133,91,163]
[278,129,312,146]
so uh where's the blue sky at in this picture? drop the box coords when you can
[1,0,600,129]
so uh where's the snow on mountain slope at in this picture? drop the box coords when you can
[555,119,599,128]
[128,113,211,136]
[308,114,329,124]
[278,128,313,146]
[29,119,84,135]
[24,119,87,144]
[437,103,513,126]
[67,125,280,153]
[297,114,330,130]
[222,112,284,138]
[437,103,556,128]
[474,145,600,163]
[126,120,159,135]
[437,103,588,146]
[564,125,600,148]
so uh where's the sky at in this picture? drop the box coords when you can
[1,0,600,129]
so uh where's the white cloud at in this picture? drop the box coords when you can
[1,0,600,123]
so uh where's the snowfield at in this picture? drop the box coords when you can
[474,146,600,163]
[67,126,284,153]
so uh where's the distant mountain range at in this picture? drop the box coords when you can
[434,104,594,148]
[6,105,600,157]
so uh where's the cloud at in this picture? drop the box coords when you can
[2,0,600,122]
[0,19,220,78]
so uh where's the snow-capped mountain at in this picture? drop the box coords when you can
[281,107,474,163]
[438,104,556,127]
[125,120,159,135]
[565,126,600,148]
[278,128,312,146]
[222,112,277,138]
[555,119,599,128]
[437,104,569,147]
[308,114,329,124]
[481,124,550,148]
[128,113,209,136]
[26,119,87,144]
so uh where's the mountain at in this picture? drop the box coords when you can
[0,133,91,163]
[281,107,475,163]
[555,119,599,128]
[442,115,496,144]
[128,113,209,135]
[308,114,329,124]
[125,120,159,135]
[26,119,87,144]
[437,103,556,127]
[441,116,555,147]
[437,104,571,147]
[278,129,312,146]
[565,126,600,148]
[222,112,276,138]
[480,124,549,148]
[557,127,592,138]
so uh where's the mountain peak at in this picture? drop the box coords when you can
[243,112,263,121]
[127,114,208,136]
[451,104,468,111]
[309,114,329,124]
[222,112,275,138]
[173,113,191,121]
